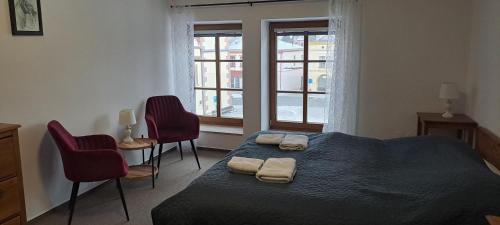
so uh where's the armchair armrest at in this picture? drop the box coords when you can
[75,135,117,150]
[145,114,159,139]
[68,149,128,181]
[182,111,200,134]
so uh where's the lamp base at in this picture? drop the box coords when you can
[122,136,134,143]
[122,126,134,143]
[442,111,454,119]
[442,99,454,119]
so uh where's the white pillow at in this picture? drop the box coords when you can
[484,160,500,176]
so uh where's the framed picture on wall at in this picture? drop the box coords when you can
[8,0,43,36]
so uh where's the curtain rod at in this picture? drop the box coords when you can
[170,0,308,8]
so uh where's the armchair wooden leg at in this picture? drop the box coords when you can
[189,140,201,170]
[116,178,130,221]
[68,182,80,225]
[178,141,183,160]
[156,143,164,178]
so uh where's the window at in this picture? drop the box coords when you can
[269,20,329,132]
[194,24,243,126]
[319,56,326,68]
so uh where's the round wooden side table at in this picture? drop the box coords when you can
[118,138,158,188]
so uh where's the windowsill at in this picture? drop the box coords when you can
[200,124,244,135]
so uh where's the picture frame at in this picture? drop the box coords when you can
[8,0,44,36]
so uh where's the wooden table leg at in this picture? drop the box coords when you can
[467,128,475,147]
[423,124,429,135]
[417,118,422,136]
[457,129,464,140]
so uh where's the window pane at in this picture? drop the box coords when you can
[277,93,303,122]
[307,62,328,92]
[308,35,328,61]
[277,62,303,91]
[194,37,216,60]
[277,35,304,61]
[195,62,216,88]
[307,94,326,124]
[221,91,243,118]
[220,62,243,89]
[195,90,217,117]
[220,36,243,60]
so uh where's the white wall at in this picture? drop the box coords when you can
[358,0,472,138]
[192,0,472,149]
[0,0,169,220]
[466,0,500,136]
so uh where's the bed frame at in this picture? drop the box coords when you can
[476,127,500,170]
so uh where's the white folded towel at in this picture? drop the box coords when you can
[227,156,264,175]
[256,158,297,183]
[279,134,309,151]
[256,133,285,145]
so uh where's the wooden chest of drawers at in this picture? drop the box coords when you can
[0,124,25,225]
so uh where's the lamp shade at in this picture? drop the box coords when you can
[119,109,136,126]
[439,82,459,99]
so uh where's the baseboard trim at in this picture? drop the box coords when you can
[28,145,177,222]
[29,145,225,222]
[29,179,112,222]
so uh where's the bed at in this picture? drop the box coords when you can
[151,129,500,225]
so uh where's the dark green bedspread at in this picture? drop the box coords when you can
[152,132,500,225]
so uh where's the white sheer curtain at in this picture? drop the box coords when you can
[323,0,361,134]
[166,8,195,112]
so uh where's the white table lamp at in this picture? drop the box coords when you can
[119,109,136,143]
[439,82,459,119]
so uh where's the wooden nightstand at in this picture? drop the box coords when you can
[417,112,477,146]
[486,215,500,225]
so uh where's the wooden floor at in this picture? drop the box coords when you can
[29,149,227,225]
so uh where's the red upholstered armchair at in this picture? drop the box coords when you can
[145,96,201,173]
[47,120,129,225]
